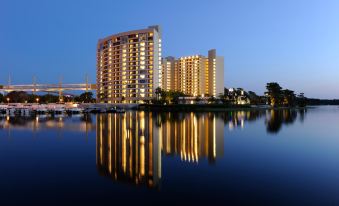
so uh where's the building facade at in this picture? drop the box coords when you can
[162,49,224,97]
[97,26,162,103]
[161,56,177,91]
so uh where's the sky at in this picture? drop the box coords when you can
[0,0,338,98]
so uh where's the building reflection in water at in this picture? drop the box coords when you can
[159,112,224,164]
[96,112,225,188]
[96,112,161,188]
[0,108,307,188]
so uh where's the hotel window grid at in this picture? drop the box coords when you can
[97,26,162,103]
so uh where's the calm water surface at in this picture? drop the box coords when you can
[0,106,339,205]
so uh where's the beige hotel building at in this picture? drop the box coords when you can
[96,26,224,103]
[162,49,224,97]
[97,25,162,103]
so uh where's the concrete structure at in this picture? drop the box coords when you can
[97,26,162,103]
[162,49,224,97]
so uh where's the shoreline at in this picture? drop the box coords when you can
[0,102,324,113]
[136,104,311,112]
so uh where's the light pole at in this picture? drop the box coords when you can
[6,97,10,105]
[36,97,39,104]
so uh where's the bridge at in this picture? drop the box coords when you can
[0,75,97,101]
[0,83,96,93]
[0,75,96,95]
[0,83,97,100]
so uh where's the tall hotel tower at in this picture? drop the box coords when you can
[162,49,224,97]
[97,26,162,103]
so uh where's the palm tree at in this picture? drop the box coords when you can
[79,92,94,103]
[155,87,162,100]
[0,93,4,103]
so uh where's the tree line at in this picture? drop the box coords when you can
[153,83,309,107]
[265,82,306,107]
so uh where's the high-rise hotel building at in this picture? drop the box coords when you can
[161,56,177,91]
[162,49,224,97]
[97,26,162,103]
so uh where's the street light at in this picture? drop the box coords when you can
[36,98,39,104]
[6,97,10,105]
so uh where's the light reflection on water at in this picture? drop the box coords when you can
[96,112,225,188]
[1,107,339,205]
[0,108,307,188]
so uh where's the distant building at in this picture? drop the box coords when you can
[227,88,250,104]
[96,26,162,103]
[162,49,224,97]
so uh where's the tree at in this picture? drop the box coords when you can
[99,92,107,101]
[224,87,229,96]
[63,95,74,103]
[155,87,162,100]
[266,82,283,106]
[5,91,29,103]
[160,89,169,104]
[236,88,245,96]
[77,92,94,103]
[195,96,201,103]
[208,96,216,104]
[297,93,307,107]
[217,93,225,100]
[40,94,59,103]
[0,93,4,103]
[167,90,185,104]
[282,89,296,107]
[248,91,260,105]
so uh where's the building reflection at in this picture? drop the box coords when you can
[159,113,224,164]
[96,112,161,188]
[221,110,264,130]
[96,112,225,188]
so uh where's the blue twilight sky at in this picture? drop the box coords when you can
[0,0,338,98]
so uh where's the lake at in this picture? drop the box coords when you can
[0,106,339,205]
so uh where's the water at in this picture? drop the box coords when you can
[0,106,339,205]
